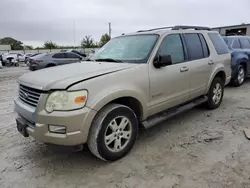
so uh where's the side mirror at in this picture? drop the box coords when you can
[153,55,172,68]
[82,54,87,57]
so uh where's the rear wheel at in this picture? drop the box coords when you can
[232,65,245,87]
[88,104,138,161]
[6,58,13,67]
[29,65,37,71]
[46,64,56,68]
[206,77,224,109]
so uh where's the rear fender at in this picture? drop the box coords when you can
[205,65,225,93]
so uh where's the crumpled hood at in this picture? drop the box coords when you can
[18,62,138,90]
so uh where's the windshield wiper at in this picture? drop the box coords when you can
[94,58,123,63]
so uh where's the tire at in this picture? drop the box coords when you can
[46,64,56,68]
[29,65,38,71]
[88,103,138,161]
[206,77,224,109]
[232,65,245,87]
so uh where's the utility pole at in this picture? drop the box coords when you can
[109,22,111,38]
[73,20,76,48]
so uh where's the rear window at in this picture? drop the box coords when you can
[239,38,250,49]
[208,33,229,55]
[198,34,210,58]
[53,53,66,58]
[183,33,204,61]
[66,52,80,58]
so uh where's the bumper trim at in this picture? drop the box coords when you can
[26,124,85,146]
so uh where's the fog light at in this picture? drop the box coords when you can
[48,125,66,134]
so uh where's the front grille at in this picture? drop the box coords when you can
[19,84,42,107]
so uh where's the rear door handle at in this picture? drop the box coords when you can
[208,60,214,65]
[180,66,189,72]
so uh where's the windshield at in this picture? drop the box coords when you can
[223,37,233,46]
[90,34,159,63]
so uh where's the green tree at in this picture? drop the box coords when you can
[81,36,95,48]
[99,33,111,47]
[0,37,23,50]
[24,45,33,50]
[44,41,57,49]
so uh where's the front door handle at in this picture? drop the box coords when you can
[180,66,189,72]
[208,60,214,65]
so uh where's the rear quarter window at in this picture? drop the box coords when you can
[208,33,229,55]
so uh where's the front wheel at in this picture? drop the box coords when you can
[206,77,224,109]
[88,104,138,161]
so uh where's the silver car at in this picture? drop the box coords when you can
[29,52,85,71]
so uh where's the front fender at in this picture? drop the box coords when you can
[87,88,148,120]
[231,52,249,78]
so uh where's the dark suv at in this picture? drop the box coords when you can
[224,36,250,86]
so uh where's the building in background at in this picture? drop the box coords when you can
[213,23,250,36]
[0,45,11,51]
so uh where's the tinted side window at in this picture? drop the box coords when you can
[198,34,210,58]
[183,33,204,60]
[66,53,80,58]
[232,39,241,49]
[208,33,229,55]
[158,34,184,64]
[72,50,83,56]
[52,53,66,58]
[239,38,250,49]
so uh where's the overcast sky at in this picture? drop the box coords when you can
[0,0,250,47]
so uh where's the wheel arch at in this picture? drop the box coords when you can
[206,69,226,94]
[88,90,147,121]
[232,52,249,69]
[238,60,248,74]
[46,63,57,67]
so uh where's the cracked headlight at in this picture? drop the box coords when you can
[45,90,88,113]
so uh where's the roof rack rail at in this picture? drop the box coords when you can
[137,25,211,32]
[137,26,173,33]
[172,25,212,31]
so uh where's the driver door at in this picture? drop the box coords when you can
[148,34,191,116]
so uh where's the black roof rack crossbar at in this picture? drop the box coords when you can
[137,25,211,32]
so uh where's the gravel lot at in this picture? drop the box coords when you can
[1,67,250,188]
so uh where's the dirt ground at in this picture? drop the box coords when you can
[1,67,250,188]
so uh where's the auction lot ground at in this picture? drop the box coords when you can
[1,67,250,188]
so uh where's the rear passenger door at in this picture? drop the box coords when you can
[65,52,81,64]
[239,37,250,76]
[182,33,212,99]
[52,53,68,65]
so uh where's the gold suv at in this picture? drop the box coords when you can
[14,25,231,161]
